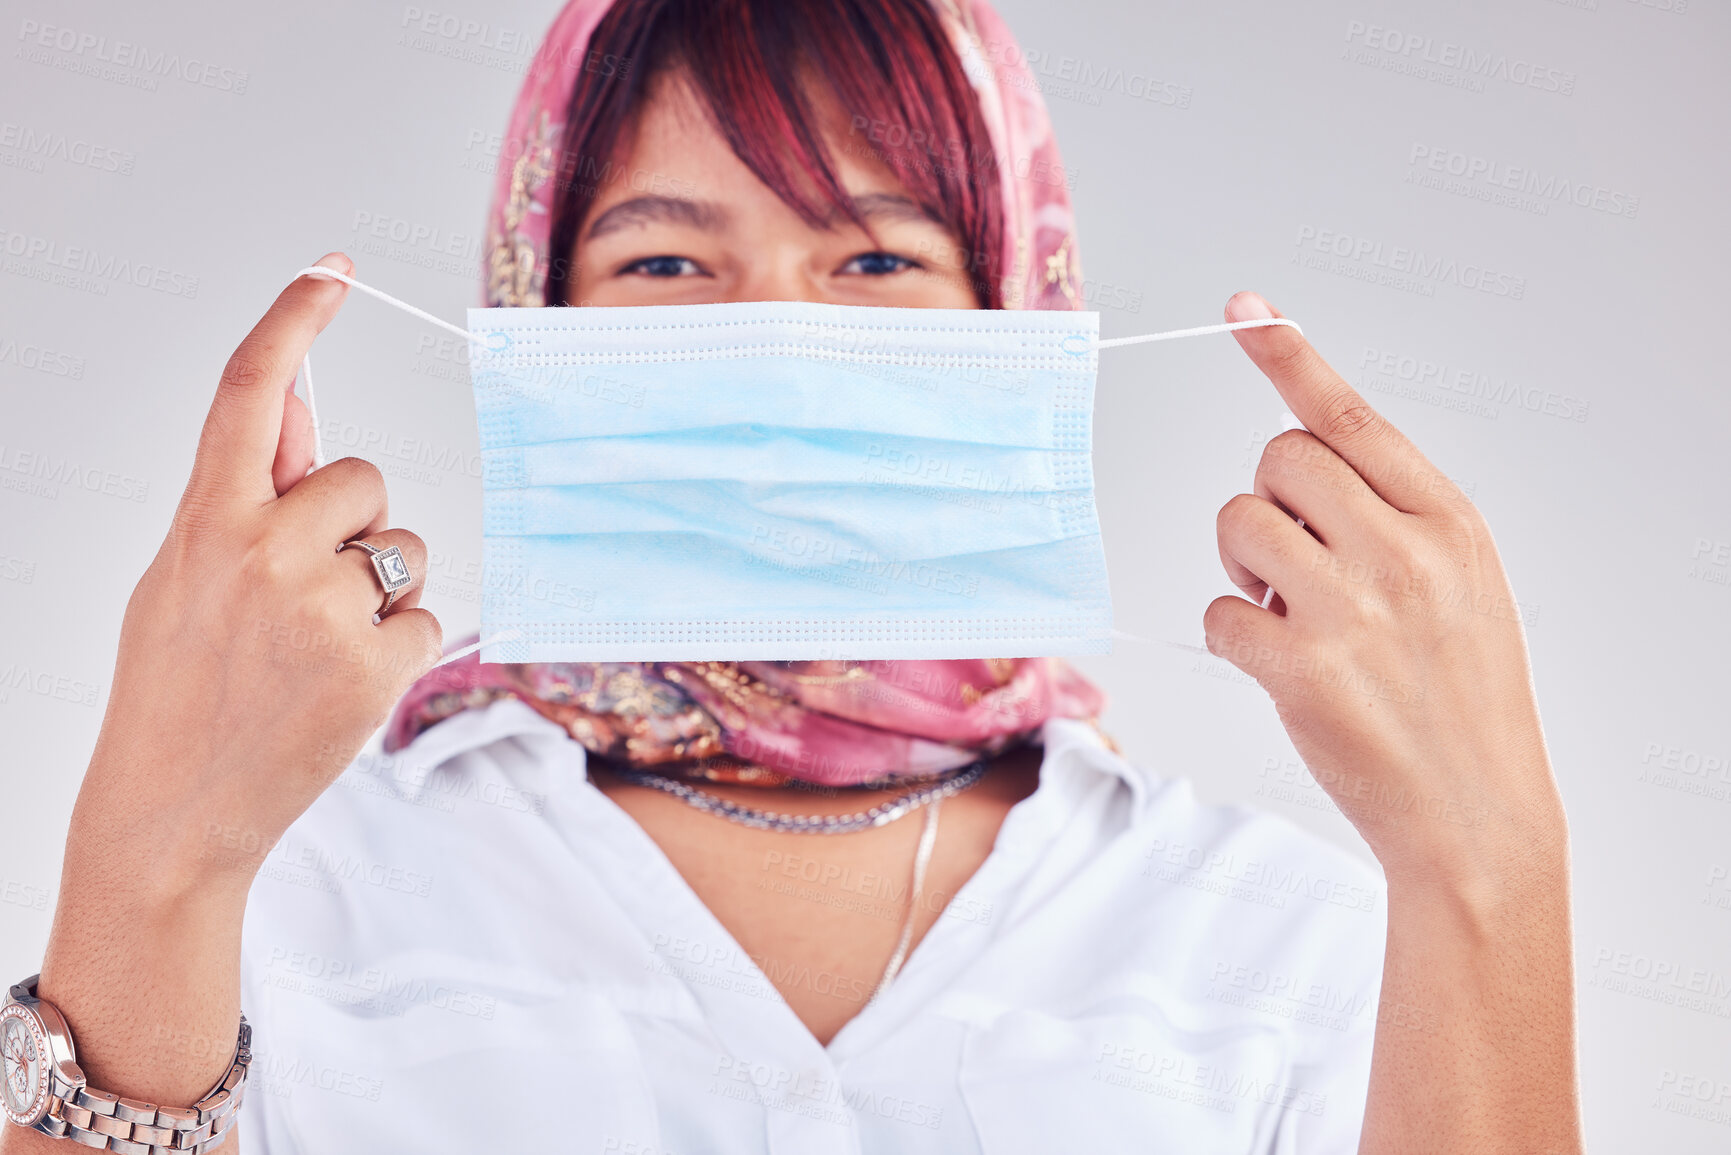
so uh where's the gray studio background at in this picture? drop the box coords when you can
[2,0,1727,1149]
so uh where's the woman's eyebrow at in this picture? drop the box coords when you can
[843,193,941,225]
[584,195,729,240]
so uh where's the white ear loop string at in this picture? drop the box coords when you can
[293,266,484,471]
[1093,317,1302,348]
[288,267,1304,663]
[1099,319,1308,632]
[426,632,518,669]
[293,267,503,668]
[292,266,1302,459]
[297,265,477,342]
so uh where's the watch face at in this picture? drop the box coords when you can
[0,1004,51,1126]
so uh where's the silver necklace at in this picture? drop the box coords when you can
[604,758,996,1003]
[604,758,990,834]
[869,794,944,1003]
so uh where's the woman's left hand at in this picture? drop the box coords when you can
[1206,291,1566,879]
[1207,291,1581,1155]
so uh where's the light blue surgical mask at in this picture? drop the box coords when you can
[469,300,1105,662]
[292,269,1301,665]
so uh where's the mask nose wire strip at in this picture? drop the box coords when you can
[287,267,1302,662]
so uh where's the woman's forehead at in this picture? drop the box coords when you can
[594,68,945,229]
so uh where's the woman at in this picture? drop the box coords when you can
[11,0,1581,1152]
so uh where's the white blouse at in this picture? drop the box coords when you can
[237,697,1387,1154]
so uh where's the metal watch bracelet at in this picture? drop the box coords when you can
[9,977,250,1153]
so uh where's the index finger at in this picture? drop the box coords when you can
[186,253,353,508]
[1224,291,1463,515]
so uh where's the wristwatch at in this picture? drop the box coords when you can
[1,975,250,1152]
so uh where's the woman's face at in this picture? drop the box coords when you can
[565,72,981,309]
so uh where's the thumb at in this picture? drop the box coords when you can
[272,388,317,496]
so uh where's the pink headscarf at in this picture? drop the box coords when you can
[383,0,1109,786]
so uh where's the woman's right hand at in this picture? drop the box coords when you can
[81,252,444,878]
[15,255,444,1126]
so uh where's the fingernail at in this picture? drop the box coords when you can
[315,251,354,276]
[1228,292,1273,321]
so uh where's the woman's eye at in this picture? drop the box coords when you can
[840,251,916,276]
[620,256,704,277]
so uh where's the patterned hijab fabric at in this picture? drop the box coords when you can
[382,0,1110,786]
[479,0,1087,312]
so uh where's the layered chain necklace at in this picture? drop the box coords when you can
[604,756,991,834]
[604,755,996,1001]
